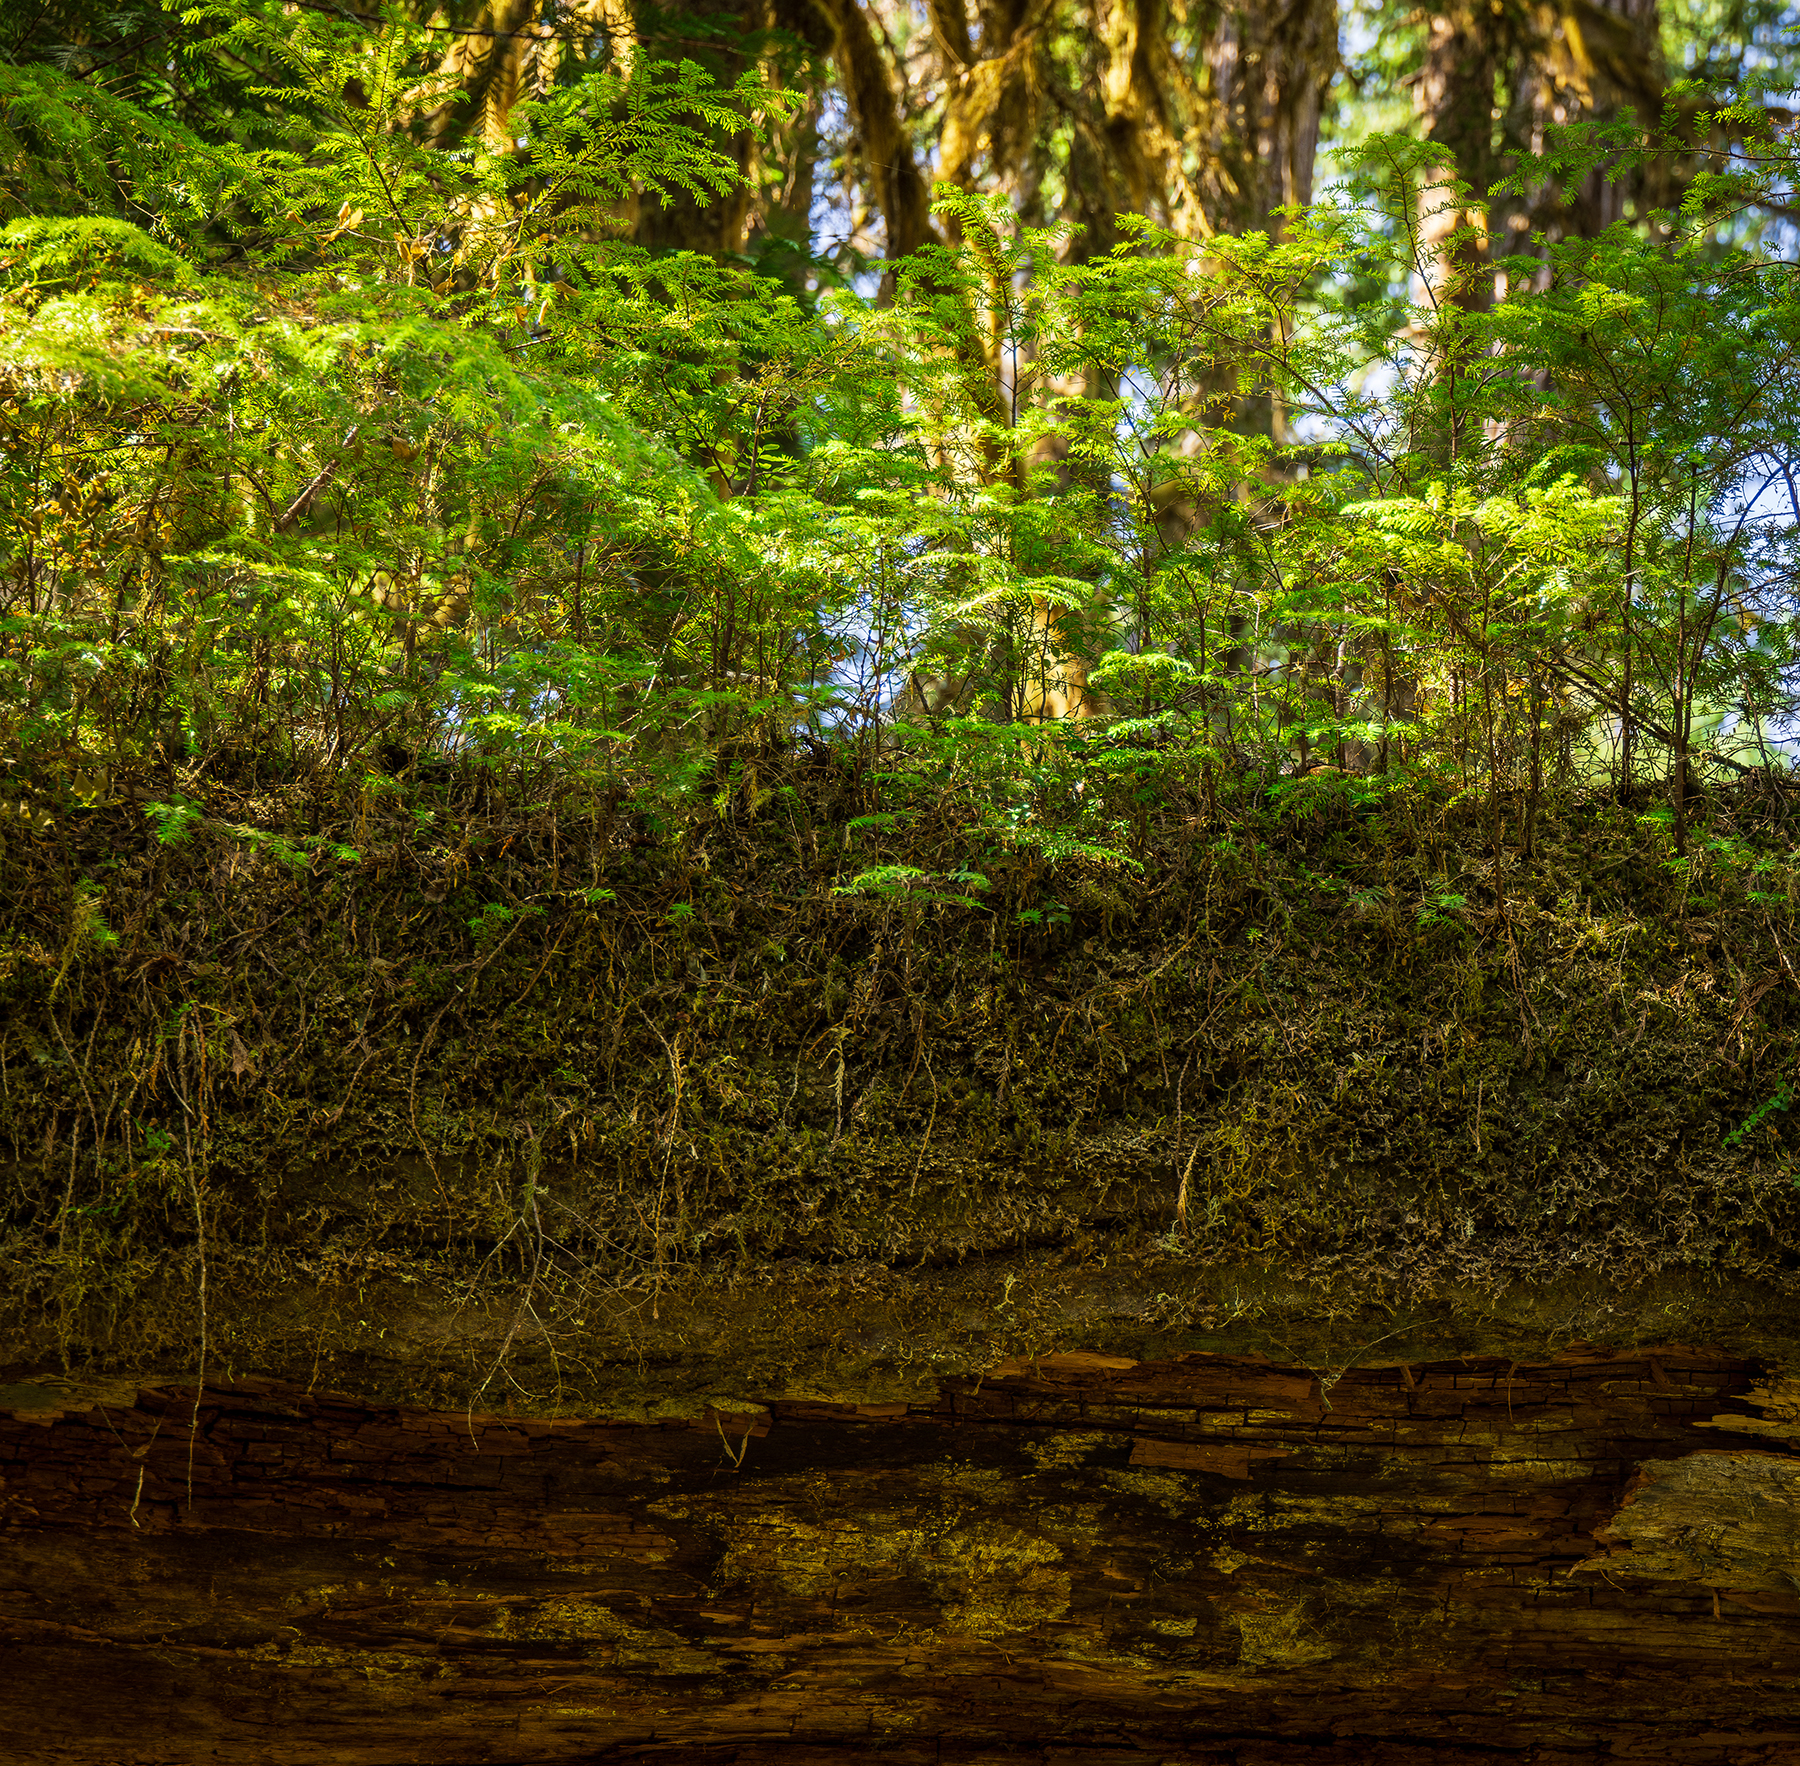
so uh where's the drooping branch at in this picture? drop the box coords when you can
[927,0,976,68]
[936,0,1054,207]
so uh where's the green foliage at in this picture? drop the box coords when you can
[143,796,204,845]
[2,3,1800,904]
[1725,1078,1794,1151]
[834,863,992,910]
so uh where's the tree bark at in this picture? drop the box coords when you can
[6,1342,1799,1761]
[813,0,939,259]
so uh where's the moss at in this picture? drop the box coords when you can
[1232,1601,1340,1669]
[1098,1469,1197,1514]
[1024,1430,1123,1469]
[244,1642,449,1679]
[5,771,1800,1402]
[656,1459,1091,1643]
[494,1599,721,1673]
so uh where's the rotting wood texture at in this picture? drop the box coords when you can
[5,1344,1800,1763]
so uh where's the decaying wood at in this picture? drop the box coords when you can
[6,1341,1800,1762]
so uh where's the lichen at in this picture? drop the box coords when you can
[1232,1601,1340,1669]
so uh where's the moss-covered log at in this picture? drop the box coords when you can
[7,770,1800,1757]
[6,766,1800,1384]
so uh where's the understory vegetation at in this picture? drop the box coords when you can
[6,3,1800,1394]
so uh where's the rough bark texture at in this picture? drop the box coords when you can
[1413,0,1668,282]
[7,1339,1800,1762]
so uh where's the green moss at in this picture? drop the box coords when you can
[495,1599,720,1673]
[1024,1430,1124,1469]
[1098,1469,1197,1515]
[5,772,1800,1402]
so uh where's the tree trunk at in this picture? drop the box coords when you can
[1412,0,1669,288]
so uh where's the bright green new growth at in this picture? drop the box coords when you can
[3,7,1800,866]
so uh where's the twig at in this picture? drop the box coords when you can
[715,1411,749,1470]
[1175,1137,1203,1234]
[273,427,359,533]
[182,1115,207,1513]
[909,1059,938,1199]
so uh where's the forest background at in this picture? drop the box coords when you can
[9,0,1800,844]
[9,0,1800,1395]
